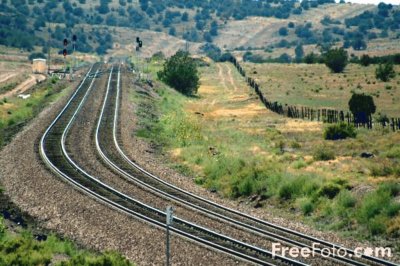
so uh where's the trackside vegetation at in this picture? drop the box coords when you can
[0,216,132,266]
[138,60,400,240]
[0,77,68,148]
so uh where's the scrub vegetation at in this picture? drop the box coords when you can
[135,60,400,241]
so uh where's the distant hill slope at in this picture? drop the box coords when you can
[0,0,398,58]
[214,3,375,50]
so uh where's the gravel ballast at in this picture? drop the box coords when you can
[0,67,244,265]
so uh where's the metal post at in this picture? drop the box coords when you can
[47,26,51,75]
[166,206,174,266]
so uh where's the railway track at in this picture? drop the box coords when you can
[94,64,398,266]
[39,63,306,266]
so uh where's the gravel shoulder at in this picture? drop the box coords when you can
[0,68,243,265]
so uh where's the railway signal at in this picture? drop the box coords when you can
[63,49,67,57]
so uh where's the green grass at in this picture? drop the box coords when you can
[0,217,132,266]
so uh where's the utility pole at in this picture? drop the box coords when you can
[47,23,51,75]
[166,206,174,266]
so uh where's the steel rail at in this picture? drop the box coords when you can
[40,65,306,266]
[101,66,398,266]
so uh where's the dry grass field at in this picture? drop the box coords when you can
[242,62,400,117]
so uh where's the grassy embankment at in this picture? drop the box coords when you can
[0,210,132,265]
[133,59,400,244]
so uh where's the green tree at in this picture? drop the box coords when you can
[324,48,348,73]
[376,63,396,82]
[278,27,288,36]
[295,44,304,62]
[348,93,376,124]
[360,54,371,66]
[157,51,199,96]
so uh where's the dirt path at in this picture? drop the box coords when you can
[224,63,239,92]
[216,63,229,91]
[0,73,17,84]
[0,74,46,99]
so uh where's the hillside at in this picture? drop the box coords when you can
[0,0,399,58]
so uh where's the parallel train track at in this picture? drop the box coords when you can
[40,63,306,266]
[95,64,398,266]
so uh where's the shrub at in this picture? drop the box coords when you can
[157,51,200,96]
[376,62,396,82]
[360,54,371,66]
[318,183,341,199]
[299,198,314,215]
[0,217,5,237]
[324,48,348,73]
[278,175,320,200]
[385,146,400,159]
[336,190,356,209]
[324,123,357,140]
[278,27,288,36]
[292,159,307,169]
[356,183,400,235]
[313,146,335,161]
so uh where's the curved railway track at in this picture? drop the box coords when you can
[94,64,398,266]
[39,63,307,266]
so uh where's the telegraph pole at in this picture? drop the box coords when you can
[47,23,51,75]
[166,206,174,266]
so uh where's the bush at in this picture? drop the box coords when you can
[313,146,335,161]
[360,54,371,66]
[385,146,400,159]
[324,123,357,140]
[298,198,314,215]
[336,190,356,209]
[356,183,400,235]
[157,51,200,96]
[278,175,320,200]
[324,48,348,73]
[376,62,396,82]
[318,183,341,199]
